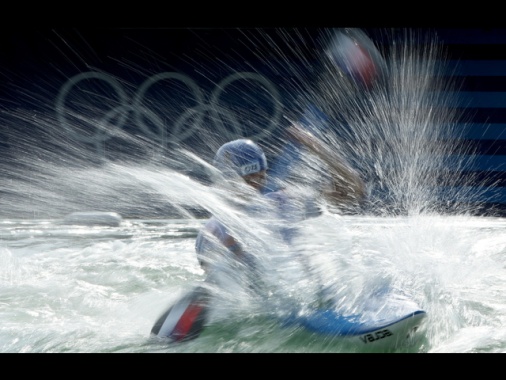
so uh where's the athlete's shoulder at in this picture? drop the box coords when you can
[265,186,323,220]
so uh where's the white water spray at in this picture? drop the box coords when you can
[1,29,505,352]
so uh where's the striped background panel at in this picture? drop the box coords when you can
[406,29,506,213]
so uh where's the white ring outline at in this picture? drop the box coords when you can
[55,71,128,144]
[56,70,282,148]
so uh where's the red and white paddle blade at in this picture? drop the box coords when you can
[326,28,386,89]
[151,286,210,343]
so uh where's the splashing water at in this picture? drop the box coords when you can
[0,29,477,217]
[1,28,506,353]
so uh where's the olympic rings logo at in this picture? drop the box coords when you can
[55,71,283,156]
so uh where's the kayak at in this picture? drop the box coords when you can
[151,279,427,351]
[281,303,426,350]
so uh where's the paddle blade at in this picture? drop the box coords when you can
[151,286,211,343]
[326,28,386,89]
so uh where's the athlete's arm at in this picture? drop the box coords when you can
[198,219,257,269]
[286,123,366,207]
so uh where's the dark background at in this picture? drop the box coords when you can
[2,25,506,216]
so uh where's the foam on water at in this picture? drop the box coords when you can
[1,215,506,352]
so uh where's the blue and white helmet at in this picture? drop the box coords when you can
[213,139,267,177]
